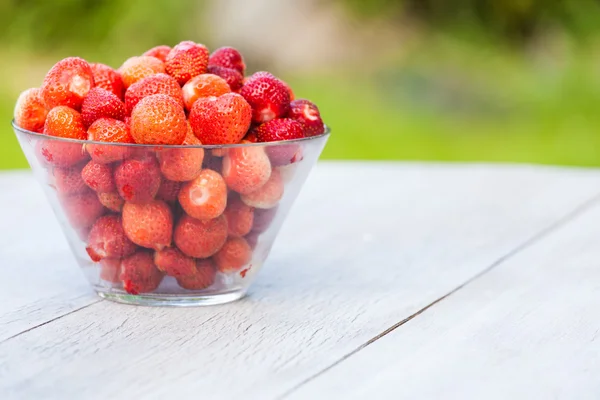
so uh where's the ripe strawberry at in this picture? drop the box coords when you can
[282,80,295,101]
[97,191,124,212]
[122,200,173,251]
[189,93,252,145]
[241,169,284,209]
[156,179,181,204]
[182,74,231,111]
[86,214,137,262]
[243,128,259,143]
[178,169,228,220]
[174,214,228,258]
[119,56,165,88]
[37,140,88,167]
[157,147,204,182]
[124,73,183,115]
[154,247,196,278]
[207,66,244,92]
[86,118,134,164]
[81,160,115,193]
[52,164,87,196]
[114,154,161,204]
[240,72,291,123]
[81,88,126,128]
[91,63,125,99]
[252,206,278,233]
[287,99,325,137]
[256,118,304,166]
[224,195,254,237]
[14,88,48,132]
[60,190,105,230]
[222,146,271,194]
[143,45,172,62]
[40,57,95,110]
[183,121,201,145]
[165,41,209,85]
[120,251,164,294]
[44,106,86,140]
[99,258,121,283]
[177,259,216,290]
[130,94,187,145]
[213,237,252,273]
[209,47,246,74]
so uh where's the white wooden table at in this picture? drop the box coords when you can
[1,162,600,400]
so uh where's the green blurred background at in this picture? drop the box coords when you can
[2,0,600,169]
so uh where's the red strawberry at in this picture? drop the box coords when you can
[174,214,228,258]
[178,169,228,220]
[209,47,246,74]
[86,118,134,164]
[243,128,259,143]
[122,200,173,251]
[119,56,165,88]
[222,146,271,194]
[241,169,284,209]
[143,45,172,62]
[81,161,115,193]
[99,258,121,283]
[124,73,183,115]
[165,41,209,85]
[207,66,244,92]
[213,237,252,273]
[37,140,88,168]
[256,118,304,166]
[182,74,231,111]
[90,63,125,100]
[120,251,164,294]
[183,121,201,145]
[224,195,254,237]
[154,247,196,278]
[287,99,325,137]
[97,191,124,212]
[52,164,88,195]
[189,93,252,145]
[40,57,95,110]
[44,106,86,140]
[114,154,161,204]
[157,146,204,182]
[60,190,105,230]
[252,206,278,233]
[81,88,126,128]
[14,88,48,133]
[177,259,216,290]
[240,72,291,123]
[86,214,137,262]
[156,179,181,204]
[130,94,187,145]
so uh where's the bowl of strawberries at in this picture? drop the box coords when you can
[12,41,329,306]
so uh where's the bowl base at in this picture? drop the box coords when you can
[96,289,246,307]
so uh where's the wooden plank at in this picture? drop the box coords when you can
[0,163,599,399]
[287,177,600,400]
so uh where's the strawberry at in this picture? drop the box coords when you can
[182,74,231,111]
[60,190,105,230]
[120,251,164,294]
[183,121,201,145]
[14,88,48,133]
[97,191,124,212]
[81,161,115,193]
[90,63,125,100]
[222,146,271,194]
[189,93,252,145]
[44,106,86,140]
[154,247,196,278]
[119,56,165,88]
[86,118,134,164]
[124,73,183,115]
[178,169,228,220]
[252,206,278,233]
[156,179,181,204]
[165,41,209,85]
[157,146,204,182]
[213,237,252,273]
[243,128,259,143]
[81,88,126,128]
[256,118,304,166]
[224,195,254,237]
[37,140,88,168]
[122,200,173,251]
[99,258,121,283]
[130,94,187,145]
[143,45,172,62]
[209,47,246,74]
[52,164,87,196]
[287,99,325,137]
[241,168,284,209]
[114,154,161,204]
[207,66,244,92]
[177,259,216,290]
[86,214,137,262]
[40,57,95,110]
[174,214,228,258]
[240,71,291,123]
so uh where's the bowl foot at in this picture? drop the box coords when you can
[96,289,247,307]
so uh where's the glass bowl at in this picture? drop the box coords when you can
[12,120,329,306]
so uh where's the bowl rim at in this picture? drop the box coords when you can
[11,119,331,149]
